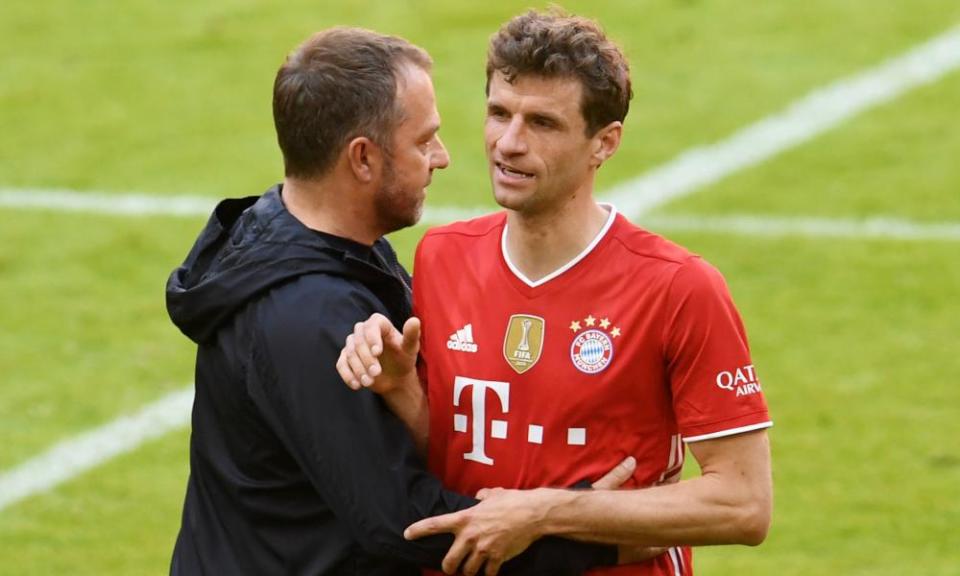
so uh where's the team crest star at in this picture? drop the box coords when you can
[611,327,621,338]
[599,317,611,329]
[585,315,596,327]
[569,320,581,332]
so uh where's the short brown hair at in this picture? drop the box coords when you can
[273,28,431,179]
[486,9,632,136]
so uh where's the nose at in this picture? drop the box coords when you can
[431,135,450,170]
[497,117,527,156]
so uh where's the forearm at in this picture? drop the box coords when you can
[380,373,429,458]
[530,431,772,549]
[535,473,770,548]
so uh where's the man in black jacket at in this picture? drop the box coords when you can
[165,28,616,575]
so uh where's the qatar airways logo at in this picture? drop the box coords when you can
[715,364,762,397]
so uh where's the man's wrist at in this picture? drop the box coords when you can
[534,487,581,537]
[379,371,421,401]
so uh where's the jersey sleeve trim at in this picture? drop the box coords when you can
[683,421,773,443]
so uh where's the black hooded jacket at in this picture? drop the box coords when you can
[165,185,614,575]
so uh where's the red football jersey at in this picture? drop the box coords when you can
[414,207,771,576]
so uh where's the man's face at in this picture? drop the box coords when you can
[374,64,449,232]
[484,72,598,215]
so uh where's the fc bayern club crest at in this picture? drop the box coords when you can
[571,330,613,373]
[568,315,620,374]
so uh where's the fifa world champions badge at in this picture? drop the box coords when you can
[569,315,619,374]
[503,314,545,374]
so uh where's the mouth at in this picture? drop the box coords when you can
[495,162,535,180]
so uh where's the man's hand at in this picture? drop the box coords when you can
[405,487,554,576]
[336,313,420,394]
[404,456,638,575]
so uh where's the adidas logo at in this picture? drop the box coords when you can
[447,323,478,353]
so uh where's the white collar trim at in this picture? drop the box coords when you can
[501,203,618,288]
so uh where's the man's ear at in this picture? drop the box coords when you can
[346,136,383,183]
[590,121,622,169]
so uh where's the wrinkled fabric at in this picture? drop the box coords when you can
[165,185,614,575]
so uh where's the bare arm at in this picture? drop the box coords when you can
[404,430,772,571]
[533,430,771,546]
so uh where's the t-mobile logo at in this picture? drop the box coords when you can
[453,376,510,465]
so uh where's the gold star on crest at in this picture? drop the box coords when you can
[599,318,611,329]
[585,315,596,327]
[569,320,581,332]
[611,327,621,338]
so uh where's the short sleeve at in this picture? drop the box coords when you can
[663,258,772,442]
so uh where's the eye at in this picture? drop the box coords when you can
[487,106,509,120]
[530,115,557,129]
[421,132,439,151]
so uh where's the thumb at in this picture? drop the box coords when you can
[401,316,421,356]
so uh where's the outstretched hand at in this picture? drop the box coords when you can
[404,487,551,576]
[336,313,420,395]
[404,456,638,575]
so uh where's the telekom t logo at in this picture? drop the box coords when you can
[453,376,510,465]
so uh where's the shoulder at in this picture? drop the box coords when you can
[604,211,732,295]
[419,212,505,248]
[253,274,383,344]
[414,212,506,275]
[607,212,699,266]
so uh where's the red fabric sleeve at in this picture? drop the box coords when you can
[663,257,771,442]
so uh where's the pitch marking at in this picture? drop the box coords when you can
[2,25,960,510]
[0,387,194,512]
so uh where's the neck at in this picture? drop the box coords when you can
[281,176,380,246]
[504,194,610,283]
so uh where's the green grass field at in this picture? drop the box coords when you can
[2,1,959,574]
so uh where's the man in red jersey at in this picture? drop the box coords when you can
[338,9,772,576]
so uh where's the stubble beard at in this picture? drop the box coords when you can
[373,155,423,235]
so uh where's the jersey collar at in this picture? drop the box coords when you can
[501,203,618,288]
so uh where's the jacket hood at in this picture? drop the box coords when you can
[166,185,403,344]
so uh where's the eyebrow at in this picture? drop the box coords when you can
[486,100,565,127]
[527,111,563,125]
[419,121,440,140]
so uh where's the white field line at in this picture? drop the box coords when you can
[644,213,960,242]
[2,25,960,512]
[605,25,960,216]
[0,188,216,217]
[0,186,491,224]
[2,186,957,241]
[3,26,959,225]
[0,387,194,512]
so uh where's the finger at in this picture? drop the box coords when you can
[441,535,470,575]
[344,336,373,388]
[592,456,636,490]
[475,487,503,501]
[404,512,461,540]
[461,549,486,576]
[336,351,360,390]
[484,557,504,576]
[368,313,394,356]
[401,316,422,356]
[352,322,380,377]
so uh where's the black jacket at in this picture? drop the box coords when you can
[165,185,614,575]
